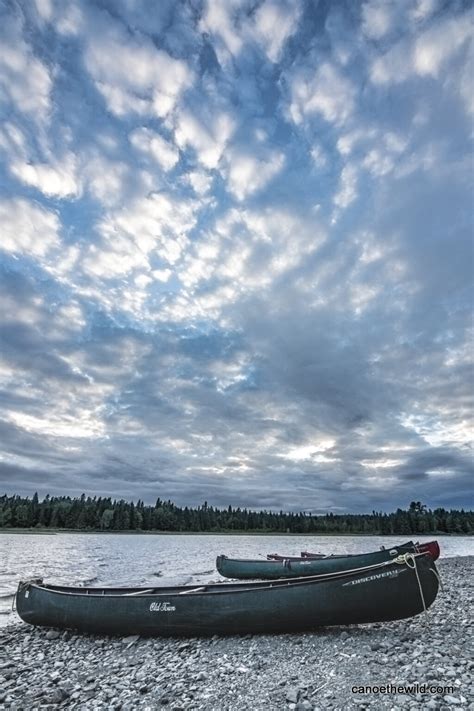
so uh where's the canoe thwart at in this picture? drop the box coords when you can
[123,589,155,597]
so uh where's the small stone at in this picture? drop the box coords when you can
[444,696,461,705]
[45,630,60,640]
[296,702,312,710]
[340,631,350,640]
[122,634,140,645]
[44,688,67,704]
[286,687,300,704]
[0,662,14,670]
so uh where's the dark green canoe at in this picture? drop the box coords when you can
[16,553,439,636]
[216,541,430,580]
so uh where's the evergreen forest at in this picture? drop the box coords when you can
[0,495,472,534]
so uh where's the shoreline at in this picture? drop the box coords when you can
[0,528,469,536]
[1,556,472,709]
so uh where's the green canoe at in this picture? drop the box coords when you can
[16,553,439,636]
[216,541,433,580]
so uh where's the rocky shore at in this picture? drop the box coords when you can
[1,556,472,710]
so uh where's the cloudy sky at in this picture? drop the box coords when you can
[0,0,472,513]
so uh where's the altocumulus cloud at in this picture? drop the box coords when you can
[0,0,472,512]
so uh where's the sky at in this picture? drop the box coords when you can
[0,0,472,514]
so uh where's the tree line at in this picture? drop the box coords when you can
[0,495,472,534]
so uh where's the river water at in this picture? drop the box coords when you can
[1,533,472,627]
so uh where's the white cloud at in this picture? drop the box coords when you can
[55,3,83,35]
[95,83,150,117]
[413,15,471,77]
[252,0,301,63]
[0,21,52,122]
[287,62,356,126]
[361,0,398,39]
[410,0,442,23]
[199,0,300,67]
[0,121,81,200]
[11,153,81,199]
[361,0,442,40]
[82,237,149,280]
[7,410,104,440]
[85,22,193,119]
[282,439,336,462]
[224,148,285,200]
[310,145,328,168]
[336,126,409,180]
[362,132,408,177]
[83,153,128,208]
[370,14,471,85]
[186,171,213,195]
[81,192,198,285]
[34,0,84,35]
[199,0,245,66]
[333,163,358,208]
[337,128,377,156]
[152,269,172,282]
[177,205,326,306]
[34,0,54,22]
[174,110,235,169]
[130,128,179,171]
[0,198,61,258]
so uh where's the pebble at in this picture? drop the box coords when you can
[0,556,471,710]
[45,629,60,640]
[286,687,301,703]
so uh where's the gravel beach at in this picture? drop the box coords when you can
[1,556,472,710]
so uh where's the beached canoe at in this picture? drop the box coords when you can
[301,540,440,561]
[16,553,439,636]
[267,540,440,563]
[217,541,440,580]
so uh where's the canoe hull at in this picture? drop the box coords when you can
[217,541,438,580]
[16,555,439,636]
[269,541,439,564]
[300,540,440,561]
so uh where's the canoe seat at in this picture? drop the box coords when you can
[178,587,206,595]
[122,589,155,596]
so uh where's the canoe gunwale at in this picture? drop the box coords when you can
[219,545,415,565]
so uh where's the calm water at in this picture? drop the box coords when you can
[1,533,472,627]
